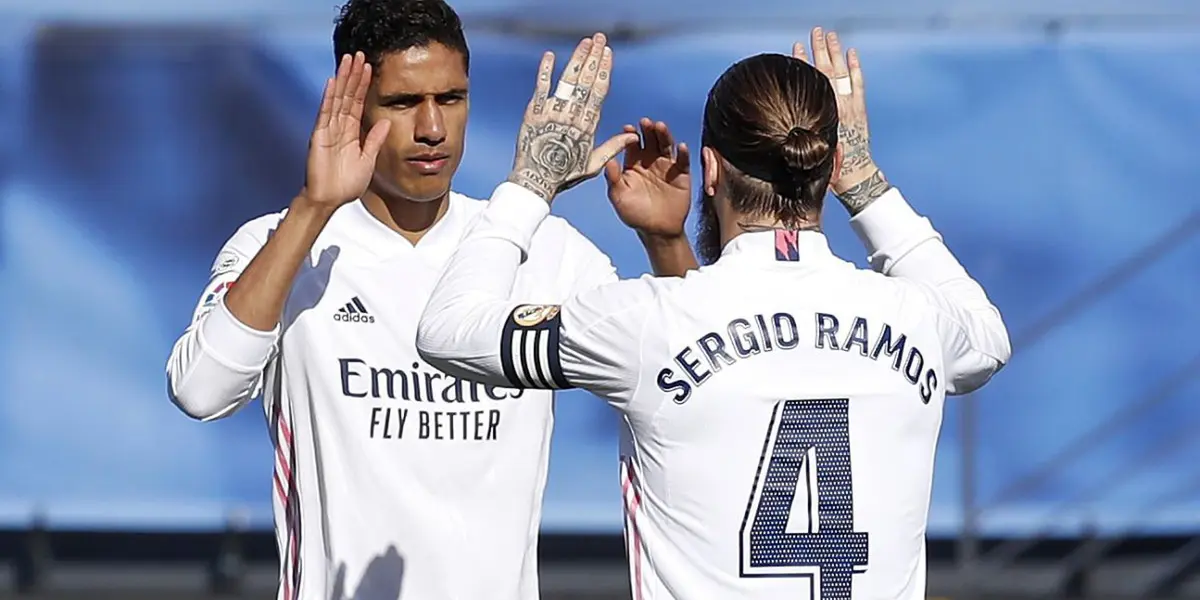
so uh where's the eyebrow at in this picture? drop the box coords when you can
[376,88,469,104]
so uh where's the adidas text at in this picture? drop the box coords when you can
[334,313,375,324]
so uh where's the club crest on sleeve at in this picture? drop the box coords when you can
[211,251,240,275]
[512,304,561,328]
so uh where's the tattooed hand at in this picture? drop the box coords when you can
[508,33,639,203]
[794,27,891,214]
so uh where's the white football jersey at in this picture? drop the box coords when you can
[165,190,616,600]
[417,183,1011,600]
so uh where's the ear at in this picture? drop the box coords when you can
[829,145,844,186]
[702,146,721,196]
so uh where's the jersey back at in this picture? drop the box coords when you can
[623,238,947,600]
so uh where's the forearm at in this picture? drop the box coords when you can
[225,197,334,331]
[847,182,1011,390]
[638,233,699,277]
[833,166,892,216]
[417,183,547,383]
[167,312,273,421]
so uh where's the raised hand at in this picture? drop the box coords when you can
[794,28,889,213]
[303,52,392,209]
[508,33,640,203]
[604,118,691,238]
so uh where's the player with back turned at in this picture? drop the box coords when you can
[417,28,1012,599]
[163,1,697,598]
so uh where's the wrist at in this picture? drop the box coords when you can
[833,168,892,216]
[288,194,340,225]
[831,164,881,197]
[637,230,689,247]
[506,170,555,205]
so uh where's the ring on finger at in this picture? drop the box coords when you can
[553,82,576,100]
[833,76,852,96]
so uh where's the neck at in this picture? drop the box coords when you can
[719,211,822,249]
[360,187,451,245]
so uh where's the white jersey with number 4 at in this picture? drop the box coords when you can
[417,184,1011,600]
[165,192,616,600]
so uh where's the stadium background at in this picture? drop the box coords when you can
[1,0,1198,597]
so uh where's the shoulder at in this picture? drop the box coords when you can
[567,273,677,325]
[229,209,287,247]
[212,209,287,268]
[837,263,949,327]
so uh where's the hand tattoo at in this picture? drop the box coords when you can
[837,123,873,174]
[508,121,593,201]
[835,169,892,215]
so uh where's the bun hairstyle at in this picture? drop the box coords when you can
[701,53,839,226]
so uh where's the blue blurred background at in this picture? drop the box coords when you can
[1,0,1198,550]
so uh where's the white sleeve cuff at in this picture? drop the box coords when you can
[848,188,941,273]
[198,298,280,372]
[471,182,552,257]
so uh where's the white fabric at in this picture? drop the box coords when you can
[165,189,616,600]
[417,184,1011,600]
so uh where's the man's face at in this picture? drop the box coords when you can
[363,44,469,203]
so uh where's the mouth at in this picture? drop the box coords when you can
[406,154,450,174]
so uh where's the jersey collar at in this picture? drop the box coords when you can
[336,193,466,260]
[718,229,836,265]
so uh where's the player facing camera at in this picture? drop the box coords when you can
[332,0,470,209]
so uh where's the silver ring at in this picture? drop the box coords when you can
[553,82,576,100]
[834,77,852,96]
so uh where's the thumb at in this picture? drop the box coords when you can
[360,120,392,161]
[587,132,640,175]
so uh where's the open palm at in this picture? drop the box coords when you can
[305,52,392,208]
[605,119,691,238]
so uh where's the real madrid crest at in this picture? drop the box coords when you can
[513,304,561,327]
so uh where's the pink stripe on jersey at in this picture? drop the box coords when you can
[775,230,800,261]
[621,457,645,600]
[271,401,301,600]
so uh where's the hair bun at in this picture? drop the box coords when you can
[785,126,809,148]
[777,126,833,196]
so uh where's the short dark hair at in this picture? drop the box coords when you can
[701,53,838,226]
[333,0,470,72]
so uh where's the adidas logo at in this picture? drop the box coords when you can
[334,296,375,324]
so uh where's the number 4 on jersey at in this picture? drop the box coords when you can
[739,398,869,599]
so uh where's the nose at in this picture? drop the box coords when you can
[414,99,446,147]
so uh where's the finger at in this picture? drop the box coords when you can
[578,45,612,128]
[639,118,663,160]
[622,123,641,169]
[810,27,834,76]
[826,31,851,95]
[576,32,606,92]
[351,59,372,121]
[315,76,335,130]
[342,52,366,115]
[529,51,555,116]
[587,131,640,175]
[554,37,593,101]
[674,142,691,174]
[330,54,352,121]
[652,121,674,158]
[360,120,392,161]
[848,48,866,107]
[603,158,621,186]
[589,44,613,108]
[792,42,809,64]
